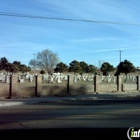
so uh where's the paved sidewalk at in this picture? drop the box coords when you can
[0,92,140,107]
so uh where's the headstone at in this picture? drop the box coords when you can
[82,76,86,81]
[132,76,135,82]
[42,74,48,80]
[101,75,105,80]
[107,77,111,83]
[1,75,6,83]
[29,75,33,82]
[57,75,62,83]
[77,75,81,81]
[6,75,10,83]
[19,79,24,83]
[64,75,68,80]
[113,76,116,83]
[0,72,3,75]
[73,76,77,82]
[25,74,30,80]
[49,75,54,83]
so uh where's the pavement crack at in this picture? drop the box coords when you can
[19,123,29,129]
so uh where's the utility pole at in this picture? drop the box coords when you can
[119,50,122,63]
[34,54,36,74]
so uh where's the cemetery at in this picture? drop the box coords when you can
[0,71,140,98]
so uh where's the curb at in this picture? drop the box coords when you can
[0,92,140,107]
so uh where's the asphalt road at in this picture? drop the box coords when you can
[0,99,140,139]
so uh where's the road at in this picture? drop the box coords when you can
[0,99,140,139]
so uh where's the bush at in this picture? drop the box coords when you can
[40,70,45,74]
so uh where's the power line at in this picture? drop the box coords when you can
[0,12,140,26]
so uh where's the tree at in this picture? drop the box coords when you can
[98,60,105,68]
[13,61,31,73]
[100,62,114,75]
[20,65,31,73]
[80,61,88,73]
[28,59,36,71]
[29,49,59,73]
[69,60,82,73]
[6,63,19,73]
[40,69,46,74]
[0,57,9,70]
[54,62,68,72]
[116,59,136,75]
[86,65,97,73]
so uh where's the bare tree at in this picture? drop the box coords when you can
[98,60,105,68]
[29,49,59,73]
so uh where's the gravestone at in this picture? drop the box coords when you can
[107,77,111,83]
[29,75,33,82]
[57,75,62,83]
[19,79,24,83]
[73,76,77,82]
[1,75,6,83]
[64,75,68,80]
[49,75,54,83]
[6,75,10,83]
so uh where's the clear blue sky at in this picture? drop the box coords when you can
[0,0,140,68]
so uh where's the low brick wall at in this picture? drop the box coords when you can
[122,84,137,92]
[16,83,35,97]
[70,84,94,95]
[41,84,67,97]
[0,75,140,98]
[98,83,117,92]
[0,83,9,97]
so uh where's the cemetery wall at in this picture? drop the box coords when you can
[70,84,94,95]
[0,73,140,98]
[0,83,9,97]
[41,84,67,97]
[16,83,35,97]
[122,84,137,92]
[98,84,117,92]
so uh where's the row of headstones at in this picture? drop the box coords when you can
[73,74,94,82]
[72,74,139,83]
[0,75,11,83]
[121,74,136,82]
[0,72,68,84]
[99,75,137,83]
[0,74,34,83]
[42,73,95,83]
[99,75,116,83]
[1,72,137,84]
[0,72,13,83]
[42,73,117,83]
[42,73,68,83]
[18,74,35,83]
[73,74,115,83]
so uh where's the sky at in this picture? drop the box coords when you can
[0,0,140,68]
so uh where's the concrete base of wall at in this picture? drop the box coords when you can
[122,84,137,92]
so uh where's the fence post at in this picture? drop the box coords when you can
[117,75,122,92]
[67,75,70,94]
[9,74,12,99]
[35,74,42,97]
[94,75,99,93]
[8,74,17,99]
[35,75,38,97]
[67,75,74,95]
[137,76,140,91]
